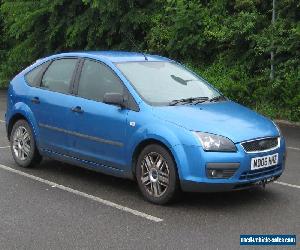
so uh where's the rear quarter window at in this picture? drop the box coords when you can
[25,62,47,87]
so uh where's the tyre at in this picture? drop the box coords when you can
[10,119,42,168]
[136,144,179,205]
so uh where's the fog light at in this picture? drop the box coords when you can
[210,170,218,177]
[207,169,224,178]
[206,163,240,179]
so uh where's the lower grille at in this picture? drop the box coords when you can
[221,169,237,178]
[239,165,282,180]
[206,169,237,179]
[206,163,239,179]
[242,137,279,153]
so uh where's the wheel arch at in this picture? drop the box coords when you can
[7,113,29,140]
[7,103,39,146]
[131,138,179,179]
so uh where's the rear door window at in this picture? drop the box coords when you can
[41,59,77,94]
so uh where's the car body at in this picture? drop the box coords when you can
[5,51,286,204]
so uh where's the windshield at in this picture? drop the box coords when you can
[116,61,221,106]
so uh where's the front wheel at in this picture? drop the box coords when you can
[136,144,179,205]
[10,119,42,168]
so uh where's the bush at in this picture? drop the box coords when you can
[0,0,299,120]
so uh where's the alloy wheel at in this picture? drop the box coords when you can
[12,126,31,161]
[140,152,170,198]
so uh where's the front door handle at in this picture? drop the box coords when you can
[31,97,40,104]
[71,106,84,113]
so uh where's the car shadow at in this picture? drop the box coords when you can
[180,188,272,205]
[34,158,282,211]
[37,158,140,195]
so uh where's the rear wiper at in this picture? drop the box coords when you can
[169,97,209,106]
[209,95,226,102]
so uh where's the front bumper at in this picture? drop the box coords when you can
[175,137,286,192]
[181,173,282,192]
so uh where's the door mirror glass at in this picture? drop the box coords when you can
[103,93,125,107]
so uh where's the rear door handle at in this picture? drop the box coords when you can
[31,97,40,104]
[71,106,84,113]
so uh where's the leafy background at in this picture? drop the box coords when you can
[0,0,299,121]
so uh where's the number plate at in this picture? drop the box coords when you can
[251,153,278,170]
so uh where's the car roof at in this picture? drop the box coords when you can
[44,51,171,63]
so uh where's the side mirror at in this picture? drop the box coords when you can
[103,93,126,108]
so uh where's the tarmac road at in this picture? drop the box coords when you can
[0,90,299,249]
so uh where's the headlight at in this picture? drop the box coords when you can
[194,132,237,152]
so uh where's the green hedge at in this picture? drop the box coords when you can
[0,0,299,121]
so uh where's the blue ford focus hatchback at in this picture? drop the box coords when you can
[6,51,286,204]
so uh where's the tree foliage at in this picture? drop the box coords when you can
[0,0,299,120]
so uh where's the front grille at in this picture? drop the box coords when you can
[242,137,279,153]
[239,165,282,180]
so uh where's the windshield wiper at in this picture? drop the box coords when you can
[209,95,226,102]
[169,97,209,106]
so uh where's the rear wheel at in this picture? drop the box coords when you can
[10,120,42,168]
[136,144,179,204]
